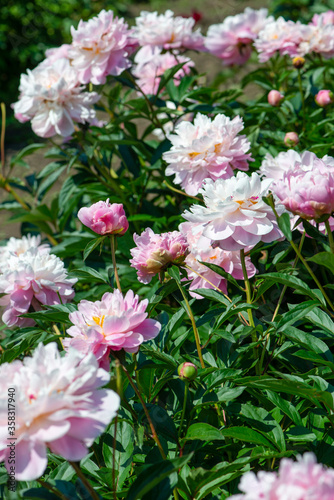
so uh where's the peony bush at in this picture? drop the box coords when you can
[1,2,334,499]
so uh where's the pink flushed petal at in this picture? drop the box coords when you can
[134,319,161,340]
[67,417,108,441]
[29,420,71,442]
[12,440,48,481]
[48,435,88,461]
[103,315,131,335]
[9,288,34,313]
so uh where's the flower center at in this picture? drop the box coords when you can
[92,315,105,327]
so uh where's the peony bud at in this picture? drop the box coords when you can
[292,56,305,69]
[315,90,334,107]
[284,132,299,148]
[268,90,284,106]
[78,200,129,236]
[178,362,198,381]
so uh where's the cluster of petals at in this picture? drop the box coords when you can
[227,452,334,500]
[270,152,334,221]
[180,222,256,298]
[133,47,194,95]
[182,172,284,251]
[0,342,120,481]
[311,10,334,26]
[205,8,273,65]
[13,58,100,137]
[68,10,137,85]
[163,113,252,196]
[78,200,129,235]
[133,10,205,51]
[64,289,161,360]
[0,249,76,327]
[130,228,189,283]
[0,234,50,272]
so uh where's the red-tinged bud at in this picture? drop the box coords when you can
[178,362,197,381]
[315,90,334,107]
[284,132,299,148]
[268,90,284,106]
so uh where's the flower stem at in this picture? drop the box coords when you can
[178,382,189,439]
[163,180,202,201]
[37,479,69,500]
[297,69,306,130]
[325,219,334,253]
[175,280,205,369]
[1,103,6,170]
[69,461,100,500]
[110,235,122,293]
[290,239,334,312]
[112,413,118,500]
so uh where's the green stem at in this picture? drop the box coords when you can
[112,414,118,500]
[290,239,334,312]
[178,382,189,439]
[325,219,334,253]
[110,235,122,293]
[1,103,5,171]
[240,249,255,329]
[175,280,205,369]
[163,180,201,201]
[297,69,306,130]
[69,461,100,500]
[36,479,69,500]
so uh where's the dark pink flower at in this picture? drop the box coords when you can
[78,200,129,235]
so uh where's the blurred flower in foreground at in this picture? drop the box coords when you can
[0,249,76,327]
[268,90,284,106]
[130,228,189,283]
[205,8,273,65]
[315,89,334,107]
[227,452,334,500]
[0,342,120,481]
[68,10,137,85]
[13,58,100,137]
[64,289,161,358]
[133,9,205,51]
[182,173,284,251]
[0,235,50,272]
[163,113,252,195]
[78,200,129,236]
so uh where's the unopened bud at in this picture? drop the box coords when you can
[284,132,299,148]
[268,90,284,106]
[292,56,305,69]
[315,90,334,107]
[178,362,197,381]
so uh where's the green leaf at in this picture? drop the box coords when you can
[308,252,334,274]
[199,261,244,291]
[83,236,106,261]
[221,426,277,450]
[185,423,224,442]
[103,420,134,490]
[278,212,292,241]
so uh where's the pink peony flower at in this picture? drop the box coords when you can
[205,8,273,66]
[13,58,100,138]
[163,113,253,196]
[64,289,161,355]
[272,154,334,220]
[254,17,310,62]
[284,132,299,147]
[0,249,77,327]
[0,342,120,481]
[180,221,256,298]
[133,10,205,51]
[78,200,129,235]
[259,149,302,182]
[133,47,194,95]
[268,90,284,106]
[227,453,334,500]
[298,23,334,59]
[315,89,334,107]
[130,228,189,283]
[41,44,72,66]
[182,173,284,251]
[0,234,50,272]
[311,11,334,26]
[68,10,136,85]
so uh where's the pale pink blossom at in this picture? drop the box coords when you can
[227,453,334,500]
[0,249,77,328]
[13,58,100,137]
[182,173,284,251]
[133,47,194,95]
[68,10,136,85]
[254,17,309,62]
[0,342,120,481]
[205,8,273,65]
[78,200,129,235]
[298,23,334,59]
[42,44,72,66]
[315,89,334,106]
[64,289,161,355]
[268,90,284,106]
[272,155,334,221]
[130,228,189,283]
[0,234,50,272]
[284,132,299,147]
[180,222,256,298]
[163,113,252,196]
[311,11,334,26]
[133,10,205,51]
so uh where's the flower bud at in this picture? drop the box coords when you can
[268,90,284,106]
[284,132,299,148]
[315,90,334,107]
[178,362,197,381]
[292,56,305,69]
[78,200,129,236]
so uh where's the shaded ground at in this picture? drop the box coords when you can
[1,0,268,239]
